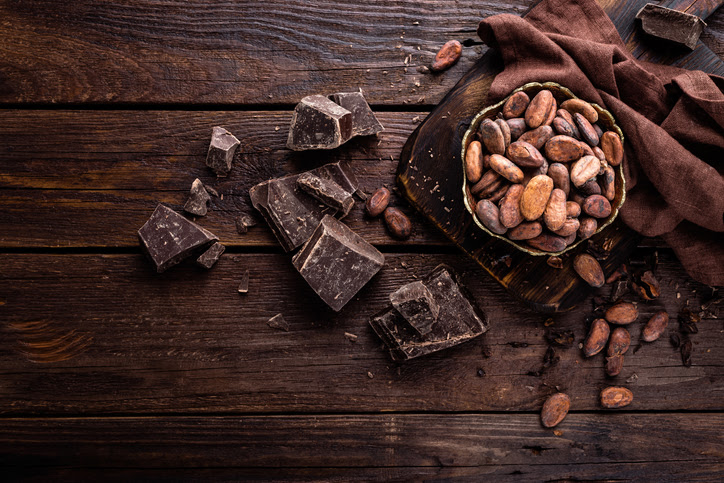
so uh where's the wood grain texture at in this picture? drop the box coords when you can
[1,251,721,415]
[0,0,721,106]
[1,414,722,481]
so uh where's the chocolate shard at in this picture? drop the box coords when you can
[636,4,706,50]
[292,215,384,312]
[206,126,240,176]
[297,172,355,217]
[314,160,359,194]
[138,204,218,273]
[196,241,225,269]
[238,270,250,294]
[390,280,439,335]
[370,265,489,361]
[287,95,353,151]
[235,214,256,234]
[329,90,384,137]
[184,178,211,216]
[267,313,289,331]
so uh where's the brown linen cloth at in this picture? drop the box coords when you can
[477,0,724,286]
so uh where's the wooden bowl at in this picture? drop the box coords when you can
[461,81,626,256]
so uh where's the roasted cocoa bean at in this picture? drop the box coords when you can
[465,141,484,184]
[476,176,505,199]
[506,118,527,140]
[475,199,507,235]
[520,175,554,220]
[593,123,604,139]
[541,392,570,428]
[495,118,512,148]
[607,327,631,356]
[506,140,546,168]
[545,135,583,163]
[570,190,586,206]
[600,131,623,166]
[553,217,580,237]
[600,386,633,408]
[431,40,462,72]
[599,165,616,201]
[578,178,602,196]
[489,154,524,183]
[482,154,491,170]
[578,141,595,157]
[384,207,412,239]
[571,155,601,187]
[577,216,597,239]
[548,163,570,196]
[605,302,638,325]
[527,233,568,252]
[556,109,581,139]
[543,97,557,126]
[552,116,578,139]
[480,118,506,155]
[574,253,605,287]
[487,183,510,203]
[503,91,530,119]
[518,125,554,150]
[560,98,598,123]
[583,195,612,218]
[366,187,391,217]
[499,184,525,228]
[566,201,581,218]
[642,310,669,342]
[574,112,600,146]
[470,170,501,197]
[525,89,554,129]
[508,221,543,240]
[544,188,567,231]
[593,146,606,162]
[583,318,610,356]
[605,354,624,377]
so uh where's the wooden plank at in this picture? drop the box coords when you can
[0,1,721,106]
[1,414,722,482]
[0,110,449,247]
[1,251,721,415]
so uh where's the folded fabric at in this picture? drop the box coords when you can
[477,0,724,286]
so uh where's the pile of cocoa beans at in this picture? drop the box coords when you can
[465,88,624,252]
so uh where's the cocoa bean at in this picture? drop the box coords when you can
[540,392,570,428]
[384,207,412,239]
[527,233,568,252]
[508,221,543,240]
[534,158,549,177]
[570,155,601,187]
[431,40,462,72]
[518,125,554,150]
[600,386,633,408]
[489,154,524,183]
[487,183,510,203]
[544,189,567,231]
[480,119,506,155]
[605,354,624,377]
[607,327,631,356]
[470,170,501,197]
[583,318,610,356]
[593,146,606,162]
[578,141,594,157]
[545,135,583,163]
[574,253,605,288]
[552,116,578,139]
[577,217,597,239]
[525,89,554,129]
[520,175,554,220]
[476,176,505,199]
[499,184,525,228]
[506,141,545,168]
[556,109,581,139]
[578,178,602,196]
[570,190,586,206]
[548,163,570,196]
[366,187,391,217]
[600,131,623,166]
[605,302,638,325]
[543,97,557,126]
[482,154,491,170]
[506,118,527,140]
[552,217,580,237]
[495,118,511,148]
[503,91,530,119]
[583,194,612,218]
[593,123,604,139]
[642,310,669,342]
[566,201,581,218]
[465,141,484,184]
[599,165,616,201]
[560,98,598,123]
[475,199,507,235]
[574,112,599,146]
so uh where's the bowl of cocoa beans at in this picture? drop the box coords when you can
[462,81,625,255]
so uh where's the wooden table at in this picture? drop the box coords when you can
[1,1,723,480]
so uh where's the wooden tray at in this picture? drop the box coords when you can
[396,0,724,312]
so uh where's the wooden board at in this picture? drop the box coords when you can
[1,414,722,482]
[1,251,721,415]
[396,0,724,313]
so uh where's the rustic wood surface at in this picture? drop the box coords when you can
[1,0,723,480]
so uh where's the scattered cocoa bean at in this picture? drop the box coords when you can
[384,207,412,239]
[503,91,530,119]
[366,187,390,217]
[574,253,605,288]
[605,302,638,325]
[525,89,554,129]
[642,310,669,342]
[583,318,610,356]
[600,386,633,408]
[633,270,660,300]
[560,98,598,124]
[465,141,484,184]
[541,392,570,428]
[547,256,563,269]
[605,354,624,377]
[607,327,631,356]
[431,40,462,72]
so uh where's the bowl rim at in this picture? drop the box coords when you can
[461,81,626,257]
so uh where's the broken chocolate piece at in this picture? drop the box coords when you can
[636,4,707,50]
[196,241,225,269]
[370,265,489,361]
[138,204,218,273]
[235,214,256,234]
[297,172,354,216]
[238,270,250,294]
[206,126,240,176]
[389,280,439,335]
[329,90,384,137]
[287,95,353,151]
[184,178,211,216]
[292,215,384,312]
[267,313,289,331]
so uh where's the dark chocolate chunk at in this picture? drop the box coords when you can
[287,95,353,151]
[138,204,218,273]
[196,241,225,269]
[267,313,289,331]
[314,160,359,194]
[329,90,384,137]
[206,126,240,176]
[184,178,211,216]
[389,280,439,335]
[204,184,220,197]
[291,215,385,312]
[297,172,354,217]
[238,270,250,294]
[235,214,256,234]
[369,265,489,361]
[636,4,706,50]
